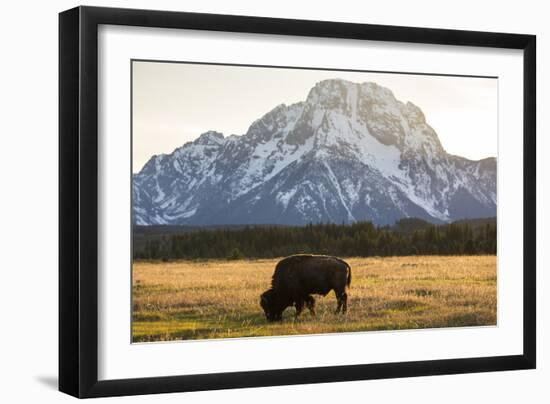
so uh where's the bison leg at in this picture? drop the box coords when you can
[342,292,348,314]
[335,291,348,314]
[305,295,316,316]
[335,295,342,314]
[294,299,305,319]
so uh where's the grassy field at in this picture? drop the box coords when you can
[132,256,496,342]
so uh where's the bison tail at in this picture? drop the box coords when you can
[346,266,352,287]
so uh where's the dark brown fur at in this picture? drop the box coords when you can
[260,254,351,321]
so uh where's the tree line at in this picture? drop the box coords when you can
[133,218,497,260]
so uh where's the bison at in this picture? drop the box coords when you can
[260,254,351,322]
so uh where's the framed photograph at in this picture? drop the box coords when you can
[59,6,536,398]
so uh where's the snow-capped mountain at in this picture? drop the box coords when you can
[133,79,496,226]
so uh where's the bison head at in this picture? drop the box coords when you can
[260,289,284,322]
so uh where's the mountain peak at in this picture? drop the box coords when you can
[194,130,224,146]
[306,79,356,106]
[313,78,355,89]
[306,79,397,105]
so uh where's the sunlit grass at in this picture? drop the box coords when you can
[132,255,496,342]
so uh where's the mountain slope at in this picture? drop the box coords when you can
[133,79,496,226]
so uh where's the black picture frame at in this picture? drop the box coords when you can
[59,5,536,398]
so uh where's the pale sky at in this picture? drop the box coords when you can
[132,60,497,173]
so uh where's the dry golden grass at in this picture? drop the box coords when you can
[132,256,496,342]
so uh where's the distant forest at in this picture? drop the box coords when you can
[133,217,497,260]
